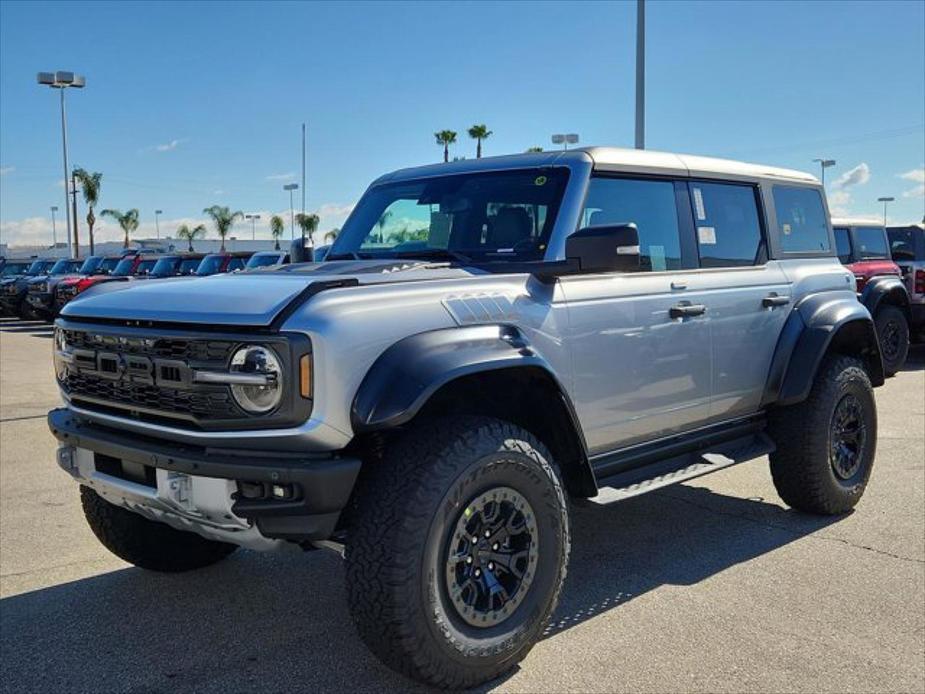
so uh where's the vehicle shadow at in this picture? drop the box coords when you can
[901,343,925,372]
[0,318,53,335]
[0,483,841,693]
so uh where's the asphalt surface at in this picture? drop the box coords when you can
[0,316,923,693]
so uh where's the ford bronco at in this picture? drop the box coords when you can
[49,148,884,688]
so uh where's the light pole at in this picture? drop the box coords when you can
[877,197,895,226]
[154,209,162,239]
[37,71,85,258]
[245,214,261,241]
[813,158,836,186]
[551,134,579,151]
[283,183,299,240]
[50,206,58,251]
[635,0,645,149]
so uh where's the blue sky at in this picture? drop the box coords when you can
[1,0,923,247]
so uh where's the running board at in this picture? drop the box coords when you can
[589,433,775,505]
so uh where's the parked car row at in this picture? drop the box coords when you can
[0,249,290,321]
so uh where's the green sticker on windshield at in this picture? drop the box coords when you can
[534,175,547,186]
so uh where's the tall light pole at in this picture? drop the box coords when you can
[50,206,58,251]
[37,71,85,258]
[635,0,645,149]
[245,214,261,240]
[813,158,836,186]
[551,133,579,150]
[301,123,306,215]
[154,209,162,239]
[877,197,895,226]
[283,183,299,240]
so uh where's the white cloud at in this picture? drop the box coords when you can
[152,138,188,152]
[832,163,871,189]
[265,172,296,181]
[826,189,852,216]
[212,189,225,196]
[0,166,14,176]
[899,167,925,199]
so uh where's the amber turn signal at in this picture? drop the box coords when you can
[300,354,312,398]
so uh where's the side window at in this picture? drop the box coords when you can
[688,182,763,267]
[773,186,830,253]
[582,177,682,271]
[834,227,853,263]
[887,228,919,261]
[854,227,889,259]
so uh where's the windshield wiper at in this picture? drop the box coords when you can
[392,249,472,264]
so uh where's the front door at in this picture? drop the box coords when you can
[560,176,711,455]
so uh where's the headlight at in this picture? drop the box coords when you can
[229,345,283,414]
[53,329,69,379]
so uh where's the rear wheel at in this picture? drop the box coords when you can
[81,486,237,572]
[345,416,570,689]
[768,355,876,514]
[875,304,909,376]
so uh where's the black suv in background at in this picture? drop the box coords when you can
[147,254,205,278]
[24,258,85,320]
[0,258,57,318]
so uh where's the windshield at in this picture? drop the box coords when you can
[178,257,202,274]
[27,260,51,275]
[196,255,224,275]
[1,262,31,276]
[150,257,179,276]
[97,257,119,274]
[134,259,157,275]
[49,259,76,274]
[78,256,103,274]
[329,168,569,262]
[888,228,919,261]
[246,253,282,269]
[112,258,136,276]
[854,227,889,259]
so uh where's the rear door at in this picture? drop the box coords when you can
[683,180,792,421]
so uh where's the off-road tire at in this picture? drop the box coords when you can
[80,486,237,571]
[345,416,570,689]
[875,304,909,376]
[768,355,876,514]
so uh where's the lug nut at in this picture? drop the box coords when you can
[474,568,481,577]
[492,542,499,551]
[484,530,491,538]
[466,556,473,564]
[472,536,478,543]
[488,562,495,570]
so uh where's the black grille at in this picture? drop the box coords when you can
[64,372,239,420]
[62,329,235,363]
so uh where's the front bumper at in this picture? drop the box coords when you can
[48,408,361,544]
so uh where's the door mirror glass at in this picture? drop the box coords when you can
[566,223,640,273]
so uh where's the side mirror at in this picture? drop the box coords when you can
[289,239,315,263]
[565,223,640,273]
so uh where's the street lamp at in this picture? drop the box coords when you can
[50,206,59,251]
[551,134,579,151]
[283,183,299,240]
[877,197,895,226]
[245,214,261,241]
[154,209,163,239]
[37,71,85,258]
[813,158,836,186]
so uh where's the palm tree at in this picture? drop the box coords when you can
[73,168,102,255]
[295,212,320,245]
[467,124,492,158]
[324,228,340,243]
[269,214,285,250]
[434,130,457,163]
[202,205,243,251]
[176,223,207,251]
[100,208,140,248]
[376,210,392,243]
[525,146,544,153]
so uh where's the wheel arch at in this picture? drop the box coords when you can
[350,325,596,497]
[861,275,911,322]
[763,292,885,408]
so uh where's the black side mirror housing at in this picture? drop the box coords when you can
[565,223,640,273]
[289,239,315,263]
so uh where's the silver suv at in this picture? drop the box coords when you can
[49,148,885,689]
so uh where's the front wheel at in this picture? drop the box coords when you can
[345,416,570,689]
[875,304,909,376]
[768,355,877,515]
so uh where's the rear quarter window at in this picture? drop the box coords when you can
[773,186,830,254]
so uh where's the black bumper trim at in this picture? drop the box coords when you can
[48,408,361,540]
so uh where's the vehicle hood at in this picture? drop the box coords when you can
[60,259,483,327]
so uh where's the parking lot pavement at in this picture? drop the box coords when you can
[0,315,922,694]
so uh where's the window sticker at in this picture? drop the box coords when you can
[693,187,706,221]
[782,223,792,236]
[697,226,717,245]
[650,245,667,272]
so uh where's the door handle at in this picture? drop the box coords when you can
[762,294,790,308]
[669,303,707,319]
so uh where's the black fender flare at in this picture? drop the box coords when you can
[352,323,580,432]
[860,275,911,321]
[762,292,884,407]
